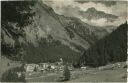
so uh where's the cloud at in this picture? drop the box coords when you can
[111,1,127,19]
[75,0,117,7]
[90,18,108,26]
[43,0,127,26]
[87,17,126,27]
[43,0,80,17]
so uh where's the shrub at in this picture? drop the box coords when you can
[34,66,37,72]
[63,64,70,81]
[1,67,26,82]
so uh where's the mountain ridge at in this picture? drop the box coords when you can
[2,1,117,63]
[79,7,118,22]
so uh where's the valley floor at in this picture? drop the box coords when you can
[69,68,127,82]
[0,57,127,82]
[26,67,127,82]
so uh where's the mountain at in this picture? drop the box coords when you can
[79,7,118,22]
[78,22,127,67]
[1,1,115,63]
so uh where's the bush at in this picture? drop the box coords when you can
[1,67,26,82]
[63,64,70,81]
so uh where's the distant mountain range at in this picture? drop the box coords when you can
[79,7,118,22]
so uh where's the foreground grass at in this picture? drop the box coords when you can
[69,68,127,82]
[26,68,127,82]
[26,73,61,82]
[0,57,21,80]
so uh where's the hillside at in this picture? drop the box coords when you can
[1,1,115,63]
[30,2,113,50]
[78,22,127,67]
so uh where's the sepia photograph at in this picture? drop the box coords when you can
[0,0,128,82]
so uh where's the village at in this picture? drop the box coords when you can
[25,58,73,72]
[23,58,73,81]
[22,57,127,82]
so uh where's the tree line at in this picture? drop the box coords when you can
[78,22,127,67]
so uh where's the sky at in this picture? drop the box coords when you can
[42,0,127,26]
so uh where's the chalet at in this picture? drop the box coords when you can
[50,63,57,70]
[25,64,39,72]
[39,63,50,70]
[81,66,87,69]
